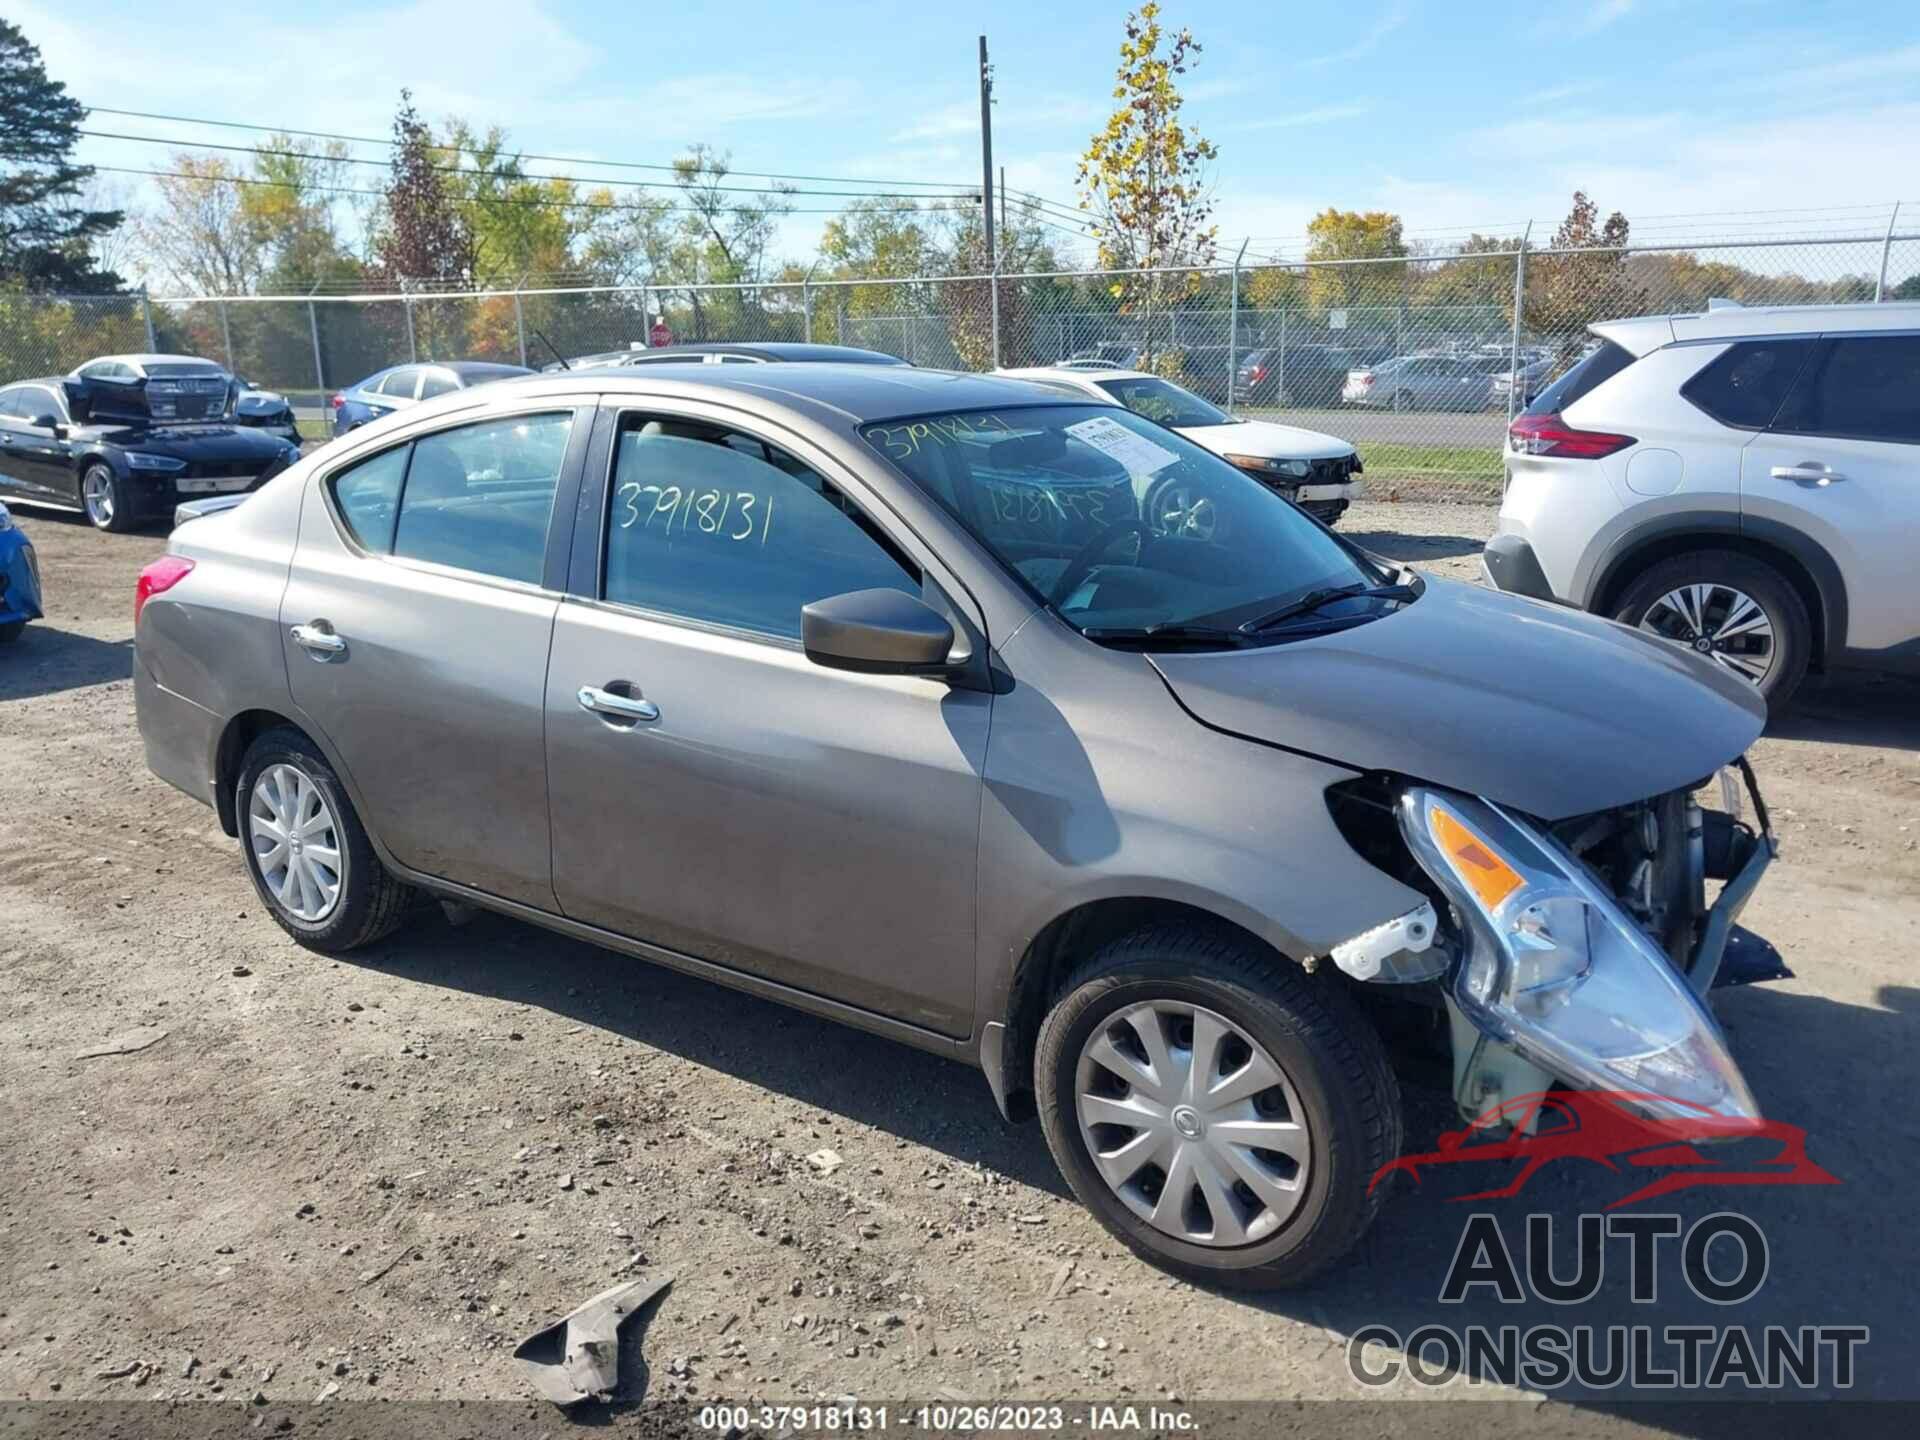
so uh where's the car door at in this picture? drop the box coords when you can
[542,402,992,1037]
[280,401,592,907]
[0,388,31,498]
[1741,333,1920,653]
[0,385,73,503]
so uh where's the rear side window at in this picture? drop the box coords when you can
[1680,339,1814,430]
[376,369,418,398]
[1523,340,1636,417]
[1771,336,1920,444]
[418,370,458,399]
[602,415,919,641]
[331,446,409,553]
[391,412,572,584]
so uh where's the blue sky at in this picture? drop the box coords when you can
[18,0,1920,268]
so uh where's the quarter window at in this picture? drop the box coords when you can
[376,369,418,398]
[390,412,572,584]
[417,370,458,399]
[1771,335,1920,445]
[602,415,919,640]
[1680,339,1814,430]
[330,446,410,553]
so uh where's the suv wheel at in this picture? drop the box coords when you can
[237,727,414,952]
[1612,550,1811,714]
[1035,926,1401,1289]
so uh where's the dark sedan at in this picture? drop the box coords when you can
[543,341,908,372]
[0,371,301,533]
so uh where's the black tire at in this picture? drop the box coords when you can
[1611,550,1811,715]
[236,726,414,952]
[0,620,23,645]
[81,462,137,533]
[1035,926,1401,1290]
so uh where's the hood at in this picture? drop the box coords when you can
[1147,577,1765,821]
[1177,420,1354,462]
[234,387,290,416]
[108,424,298,461]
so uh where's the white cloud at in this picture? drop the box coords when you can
[1304,4,1409,67]
[1577,0,1637,36]
[1218,104,1370,135]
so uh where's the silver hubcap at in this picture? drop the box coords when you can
[1639,583,1776,686]
[248,763,343,922]
[83,468,114,526]
[1075,1001,1310,1248]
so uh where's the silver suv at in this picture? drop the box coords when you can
[136,365,1778,1287]
[1488,302,1920,711]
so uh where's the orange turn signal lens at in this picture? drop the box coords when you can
[1429,806,1524,912]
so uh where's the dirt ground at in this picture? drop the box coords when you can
[2,498,1917,1429]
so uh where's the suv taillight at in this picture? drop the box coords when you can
[135,555,195,625]
[330,392,345,409]
[1508,412,1636,459]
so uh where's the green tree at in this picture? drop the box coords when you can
[660,144,795,340]
[1303,209,1407,313]
[0,17,124,290]
[371,90,474,287]
[1076,2,1218,331]
[1526,191,1638,362]
[132,155,264,294]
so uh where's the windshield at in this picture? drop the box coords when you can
[862,405,1377,637]
[1092,376,1230,429]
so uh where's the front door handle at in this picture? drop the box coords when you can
[1770,463,1846,486]
[290,622,347,656]
[577,684,659,724]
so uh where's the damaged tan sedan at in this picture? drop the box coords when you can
[135,365,1780,1287]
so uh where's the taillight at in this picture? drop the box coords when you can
[1250,364,1266,382]
[1508,412,1636,459]
[330,393,345,409]
[135,555,195,625]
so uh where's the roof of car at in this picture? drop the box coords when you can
[589,341,906,365]
[80,353,224,374]
[996,365,1149,387]
[1593,300,1920,356]
[439,361,532,379]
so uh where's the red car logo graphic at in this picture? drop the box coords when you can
[1369,1090,1838,1209]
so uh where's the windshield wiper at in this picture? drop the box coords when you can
[1081,622,1251,648]
[1238,582,1418,634]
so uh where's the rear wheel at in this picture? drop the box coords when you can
[1035,926,1401,1289]
[82,463,135,533]
[237,727,414,951]
[1612,550,1811,714]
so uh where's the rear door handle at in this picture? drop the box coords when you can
[290,622,346,656]
[1770,463,1846,485]
[577,684,659,724]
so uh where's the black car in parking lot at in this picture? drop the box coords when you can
[1233,344,1353,406]
[0,358,301,533]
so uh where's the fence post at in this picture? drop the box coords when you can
[218,299,234,372]
[307,292,325,409]
[141,285,156,351]
[1227,240,1248,416]
[640,287,652,346]
[1876,202,1901,302]
[989,256,1001,369]
[1507,223,1532,427]
[513,288,528,367]
[403,283,418,363]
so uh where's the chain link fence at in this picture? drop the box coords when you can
[5,227,1914,501]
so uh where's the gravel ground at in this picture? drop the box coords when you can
[2,499,1917,1426]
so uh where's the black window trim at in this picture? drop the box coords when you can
[315,399,592,594]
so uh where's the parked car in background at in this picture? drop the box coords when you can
[0,500,42,643]
[1234,345,1353,407]
[331,361,532,437]
[136,363,1779,1289]
[544,341,908,373]
[231,377,302,445]
[1486,348,1556,411]
[1343,353,1507,411]
[0,368,301,533]
[997,365,1365,525]
[1487,301,1920,712]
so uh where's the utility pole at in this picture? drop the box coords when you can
[979,34,999,366]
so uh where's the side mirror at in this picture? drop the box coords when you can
[32,414,65,438]
[802,588,954,676]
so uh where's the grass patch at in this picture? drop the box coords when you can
[1359,442,1503,500]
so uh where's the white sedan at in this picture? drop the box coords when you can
[996,365,1365,525]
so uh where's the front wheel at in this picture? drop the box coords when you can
[1612,550,1811,715]
[1035,926,1401,1289]
[237,727,414,951]
[82,463,135,533]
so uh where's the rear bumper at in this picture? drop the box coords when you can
[134,656,222,811]
[1481,531,1557,603]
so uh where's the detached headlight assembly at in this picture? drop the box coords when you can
[127,452,187,472]
[1399,786,1758,1122]
[1224,453,1312,479]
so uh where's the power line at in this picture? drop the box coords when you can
[89,165,953,217]
[77,127,979,204]
[81,104,987,193]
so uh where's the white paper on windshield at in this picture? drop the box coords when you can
[1065,415,1179,477]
